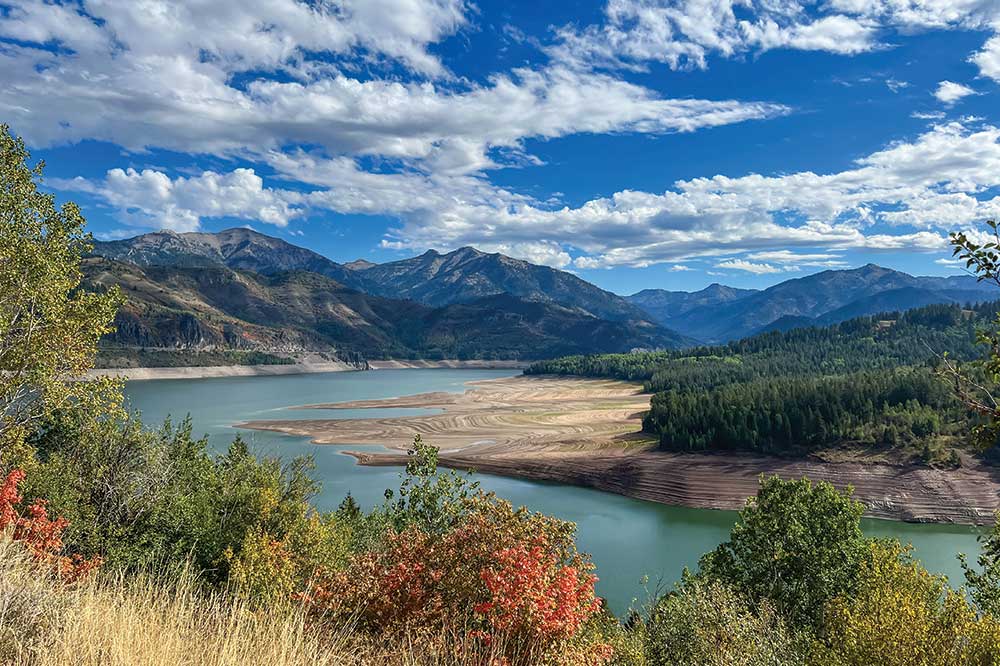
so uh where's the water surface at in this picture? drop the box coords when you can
[123,368,984,615]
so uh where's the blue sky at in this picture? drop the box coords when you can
[4,0,1000,295]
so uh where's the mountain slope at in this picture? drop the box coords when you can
[357,247,650,321]
[93,230,669,326]
[661,264,997,342]
[85,258,688,361]
[92,228,365,287]
[627,284,757,324]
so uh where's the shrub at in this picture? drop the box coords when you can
[962,510,1000,618]
[302,495,610,665]
[644,580,804,666]
[25,413,347,600]
[0,468,98,582]
[698,476,866,629]
[818,541,1000,666]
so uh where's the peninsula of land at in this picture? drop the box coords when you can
[241,375,1000,526]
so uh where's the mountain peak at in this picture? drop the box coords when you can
[344,259,376,271]
[448,246,486,258]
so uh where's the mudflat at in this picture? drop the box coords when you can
[241,375,1000,525]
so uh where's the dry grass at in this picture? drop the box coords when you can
[0,538,508,666]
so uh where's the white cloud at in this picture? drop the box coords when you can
[934,257,967,267]
[747,250,849,267]
[368,122,1000,268]
[934,80,978,104]
[551,0,1000,86]
[54,168,303,232]
[62,121,1000,267]
[0,2,787,180]
[972,34,1000,82]
[0,0,470,77]
[716,259,783,274]
[886,78,910,92]
[668,264,692,271]
[10,0,1000,272]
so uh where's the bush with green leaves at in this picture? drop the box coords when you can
[644,580,805,666]
[23,410,349,599]
[697,476,867,629]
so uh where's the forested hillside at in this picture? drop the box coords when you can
[528,302,996,461]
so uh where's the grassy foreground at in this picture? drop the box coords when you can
[0,537,525,666]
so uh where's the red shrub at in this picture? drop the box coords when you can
[476,539,601,641]
[0,468,99,581]
[301,496,611,664]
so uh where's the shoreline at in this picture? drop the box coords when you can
[88,359,529,381]
[242,375,1000,526]
[344,449,999,525]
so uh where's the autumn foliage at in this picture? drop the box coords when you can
[0,468,99,582]
[301,496,610,664]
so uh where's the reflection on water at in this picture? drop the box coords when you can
[124,368,984,616]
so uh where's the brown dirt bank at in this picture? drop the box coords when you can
[242,375,1000,526]
[88,358,527,381]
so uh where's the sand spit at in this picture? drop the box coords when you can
[242,375,1000,525]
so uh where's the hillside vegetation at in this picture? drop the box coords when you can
[529,301,996,462]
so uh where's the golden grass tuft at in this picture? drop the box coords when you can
[0,537,513,666]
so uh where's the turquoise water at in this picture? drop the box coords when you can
[123,368,985,615]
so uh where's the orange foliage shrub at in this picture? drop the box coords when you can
[0,468,99,581]
[301,496,611,664]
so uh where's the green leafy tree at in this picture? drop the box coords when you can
[0,124,122,458]
[380,434,480,534]
[820,540,1000,666]
[945,220,1000,451]
[961,512,1000,619]
[697,476,867,629]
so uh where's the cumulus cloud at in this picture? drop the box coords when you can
[668,264,693,271]
[369,122,1000,268]
[54,168,303,232]
[716,259,783,274]
[10,0,1000,272]
[0,0,469,77]
[934,80,978,104]
[62,121,1000,266]
[972,34,1000,82]
[0,1,787,179]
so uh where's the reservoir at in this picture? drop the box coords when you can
[123,368,984,615]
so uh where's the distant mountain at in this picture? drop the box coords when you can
[356,247,649,322]
[627,284,758,323]
[85,258,689,361]
[630,264,998,343]
[93,228,364,287]
[93,230,659,325]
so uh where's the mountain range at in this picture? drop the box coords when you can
[89,230,687,361]
[627,264,998,342]
[89,228,1000,363]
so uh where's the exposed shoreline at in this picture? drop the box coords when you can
[241,374,1000,526]
[88,359,529,381]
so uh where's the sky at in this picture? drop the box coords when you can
[3,1,1000,295]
